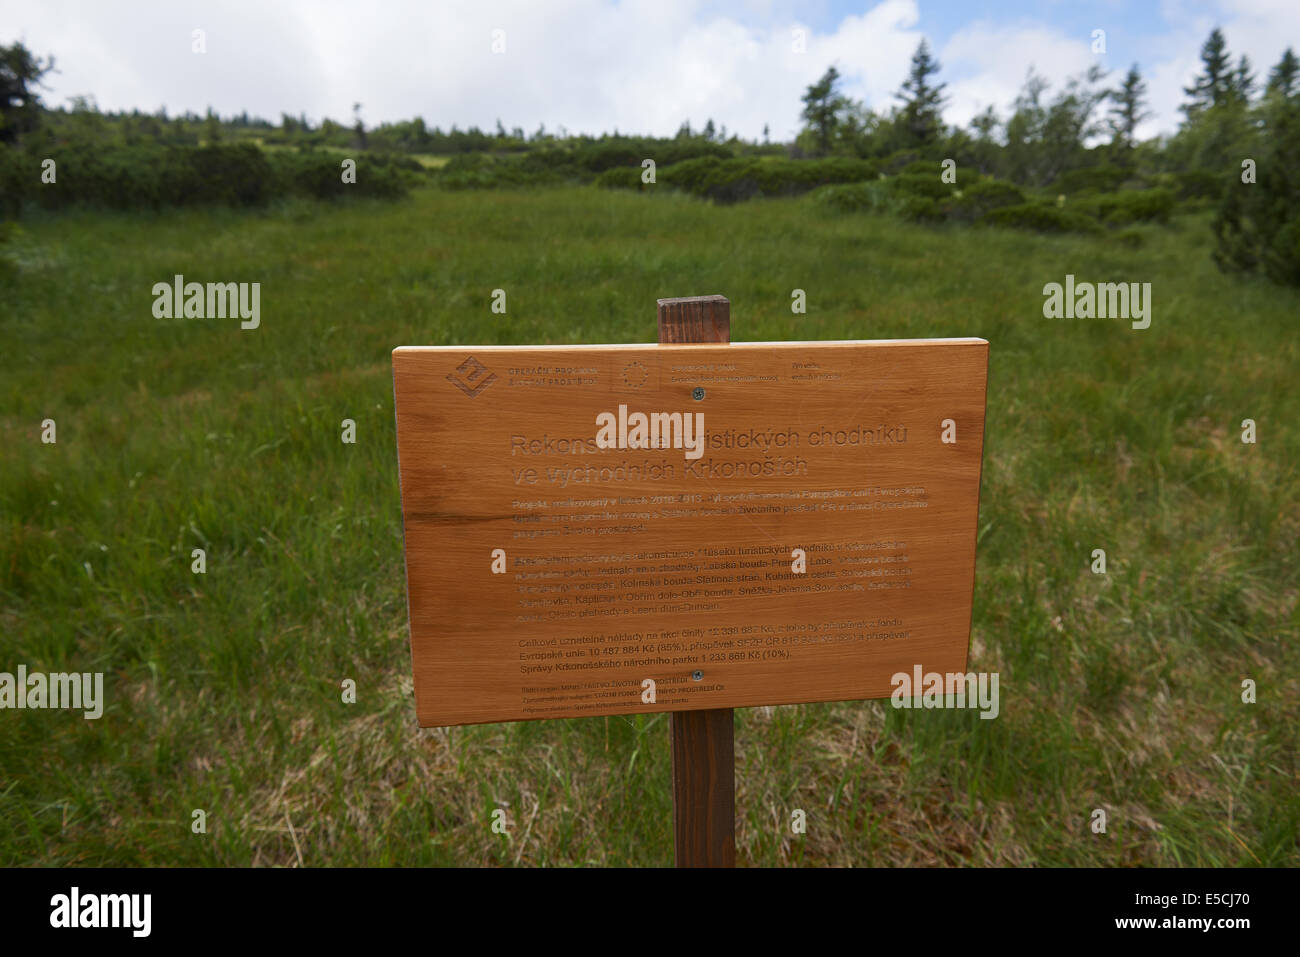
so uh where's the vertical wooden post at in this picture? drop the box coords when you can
[657,294,736,868]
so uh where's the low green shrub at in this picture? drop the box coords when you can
[653,141,733,167]
[897,159,979,189]
[1095,188,1175,225]
[436,151,579,188]
[812,181,887,213]
[659,157,758,201]
[574,139,729,172]
[1054,165,1128,194]
[23,143,276,210]
[878,149,926,174]
[273,149,411,199]
[576,142,644,172]
[757,157,879,196]
[1116,227,1147,248]
[816,174,1023,227]
[982,203,1103,234]
[595,166,650,190]
[660,156,879,203]
[896,194,945,223]
[1170,169,1224,201]
[950,179,1026,221]
[888,173,955,201]
[0,142,411,212]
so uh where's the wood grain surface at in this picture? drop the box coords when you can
[659,295,735,868]
[671,705,735,866]
[657,295,730,344]
[393,337,989,727]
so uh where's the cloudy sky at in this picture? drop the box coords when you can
[3,0,1297,141]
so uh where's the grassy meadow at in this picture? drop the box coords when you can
[1,184,1297,866]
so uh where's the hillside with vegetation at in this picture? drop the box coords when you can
[1,29,1297,868]
[3,31,1299,283]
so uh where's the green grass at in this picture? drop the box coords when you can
[1,186,1297,866]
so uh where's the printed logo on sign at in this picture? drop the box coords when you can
[622,361,648,388]
[614,358,659,395]
[446,356,498,398]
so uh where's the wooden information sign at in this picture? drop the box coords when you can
[393,331,989,729]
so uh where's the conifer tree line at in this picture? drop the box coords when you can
[795,31,1296,181]
[793,30,1297,285]
[2,28,1298,285]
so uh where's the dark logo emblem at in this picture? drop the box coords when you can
[446,356,498,398]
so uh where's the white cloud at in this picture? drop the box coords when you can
[1,0,1296,141]
[940,22,1098,130]
[1130,0,1299,137]
[1,0,922,139]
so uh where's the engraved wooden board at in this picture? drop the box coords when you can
[393,339,989,727]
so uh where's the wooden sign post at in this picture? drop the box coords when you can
[392,296,989,868]
[658,295,735,867]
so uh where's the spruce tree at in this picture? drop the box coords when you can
[801,67,843,156]
[895,39,948,148]
[1232,54,1256,102]
[0,41,55,144]
[1182,27,1233,115]
[1266,47,1299,99]
[1108,64,1152,151]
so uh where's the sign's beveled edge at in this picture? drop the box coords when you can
[393,338,988,355]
